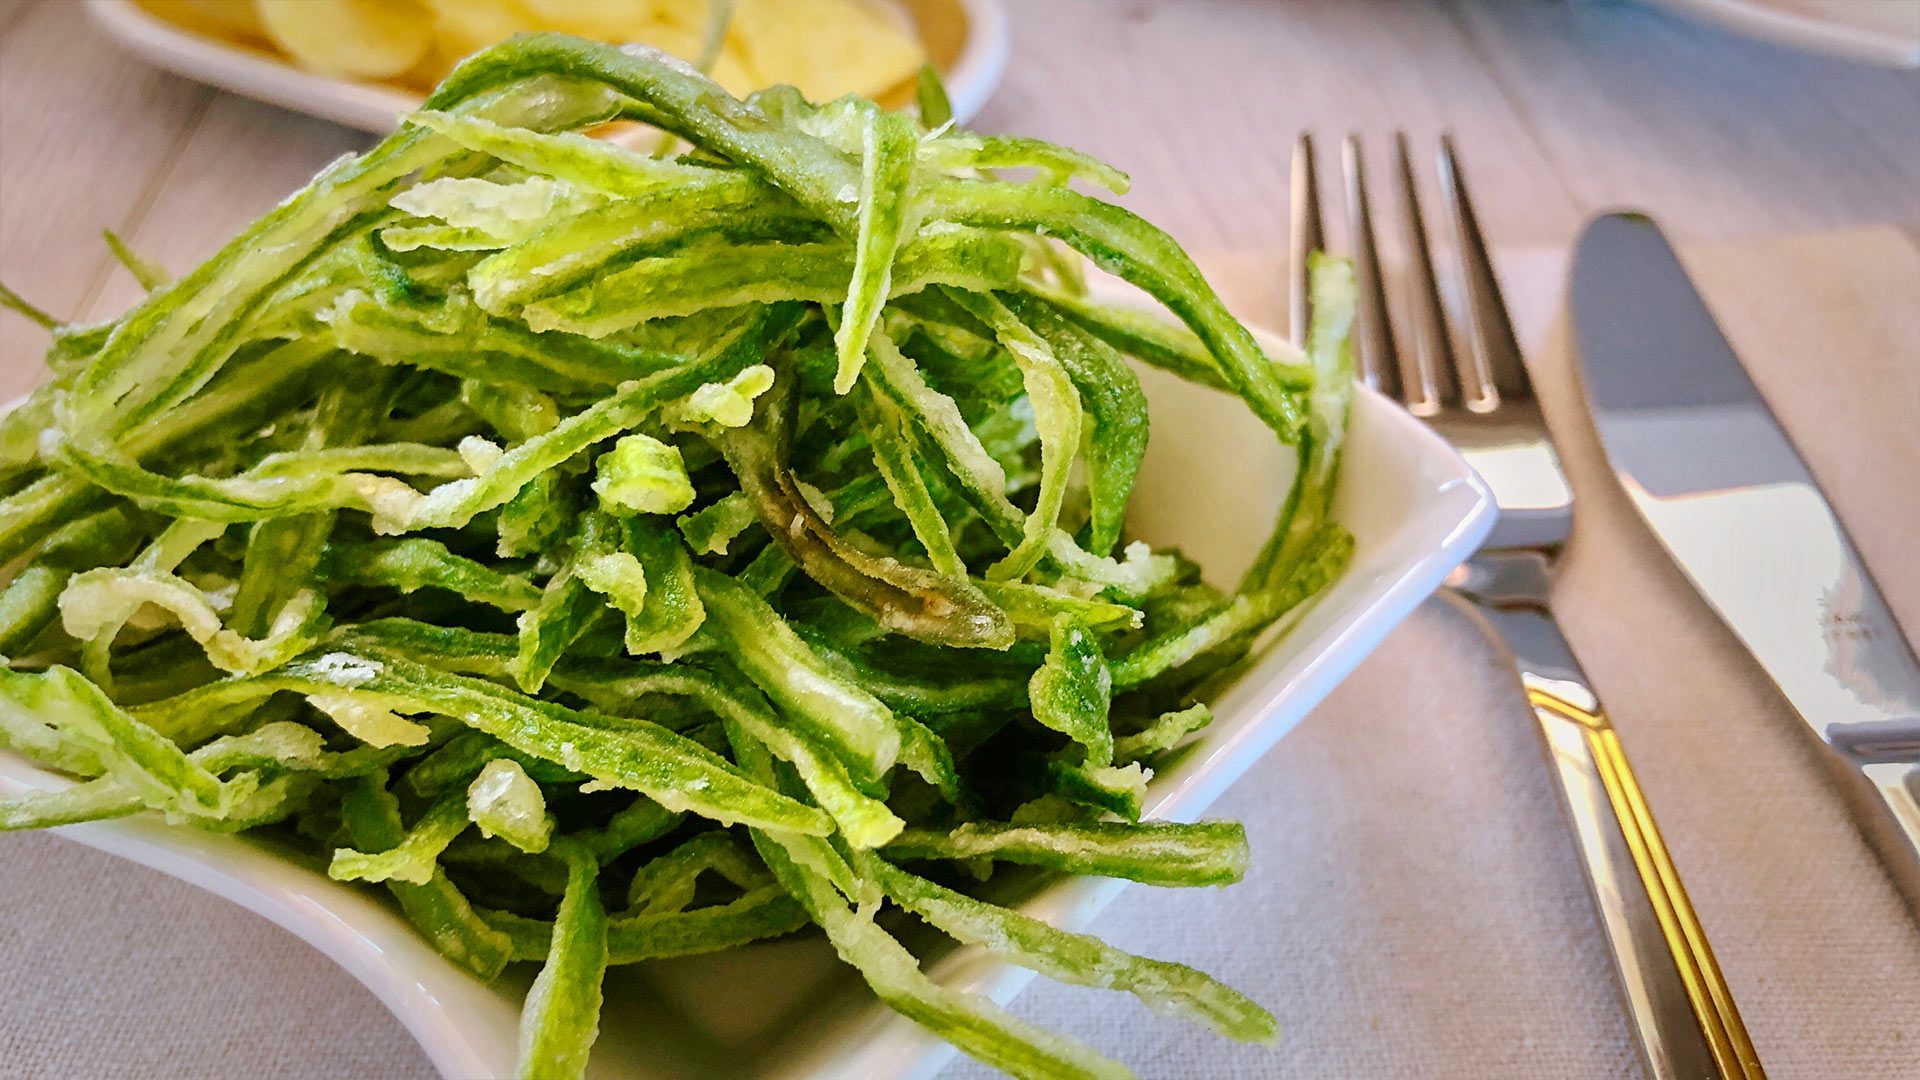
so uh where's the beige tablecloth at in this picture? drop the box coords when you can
[3,228,1917,1079]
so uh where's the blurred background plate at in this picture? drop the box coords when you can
[84,0,1010,133]
[1638,0,1920,67]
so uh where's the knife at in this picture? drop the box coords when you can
[1569,213,1920,910]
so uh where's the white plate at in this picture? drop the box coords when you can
[1639,0,1920,67]
[0,324,1495,1079]
[82,0,1011,132]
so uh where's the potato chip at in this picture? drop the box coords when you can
[134,0,268,46]
[420,0,530,61]
[706,47,757,98]
[617,19,703,58]
[620,21,758,95]
[516,0,665,40]
[255,0,435,80]
[647,0,718,35]
[729,0,924,102]
[143,0,925,108]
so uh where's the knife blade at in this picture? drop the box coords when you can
[1569,212,1920,908]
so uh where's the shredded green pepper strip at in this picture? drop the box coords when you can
[321,537,542,612]
[330,790,469,885]
[409,109,717,196]
[521,227,1021,340]
[924,177,1303,439]
[1240,256,1357,594]
[691,567,900,785]
[0,717,407,830]
[102,229,169,291]
[72,79,620,436]
[712,369,1011,650]
[0,507,142,657]
[625,831,769,913]
[724,722,1130,1080]
[834,107,919,393]
[945,290,1083,581]
[513,515,617,693]
[230,373,385,639]
[579,796,684,864]
[1000,292,1148,556]
[792,626,1032,719]
[591,655,904,847]
[325,288,686,391]
[274,650,831,836]
[405,730,585,794]
[0,339,334,565]
[1029,618,1116,767]
[915,63,953,128]
[488,882,807,964]
[514,841,609,1080]
[858,852,1277,1043]
[884,820,1250,887]
[427,36,865,233]
[921,134,1131,194]
[853,382,966,578]
[393,303,804,533]
[1112,525,1353,689]
[1114,704,1213,762]
[341,770,519,979]
[467,177,811,314]
[614,516,706,655]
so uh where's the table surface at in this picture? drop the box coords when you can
[3,1,1919,1077]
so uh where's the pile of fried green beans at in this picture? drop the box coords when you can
[0,35,1356,1080]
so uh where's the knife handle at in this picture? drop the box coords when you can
[1447,585,1765,1080]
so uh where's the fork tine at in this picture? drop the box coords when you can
[1341,136,1403,399]
[1391,131,1460,412]
[1437,135,1532,401]
[1288,133,1324,348]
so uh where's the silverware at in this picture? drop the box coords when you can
[1569,211,1920,912]
[1291,133,1764,1080]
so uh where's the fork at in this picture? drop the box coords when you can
[1291,132,1766,1080]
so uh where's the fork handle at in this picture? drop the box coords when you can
[1448,588,1766,1080]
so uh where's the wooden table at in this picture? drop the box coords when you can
[3,2,1917,1078]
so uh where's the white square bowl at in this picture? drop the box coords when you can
[0,324,1494,1079]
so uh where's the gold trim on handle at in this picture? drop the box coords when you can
[1527,683,1766,1080]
